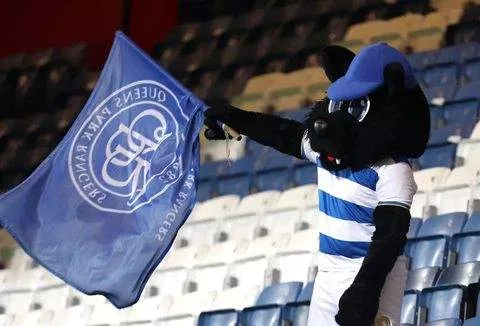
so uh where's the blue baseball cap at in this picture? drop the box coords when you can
[327,43,417,101]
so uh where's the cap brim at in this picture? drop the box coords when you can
[327,77,383,101]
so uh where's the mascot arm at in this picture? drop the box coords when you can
[335,205,410,326]
[204,104,305,158]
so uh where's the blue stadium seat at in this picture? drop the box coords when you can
[451,212,480,264]
[200,161,222,182]
[240,282,303,326]
[216,157,254,196]
[464,317,480,326]
[407,51,436,71]
[418,144,457,169]
[428,123,475,146]
[405,267,439,293]
[293,159,316,185]
[436,43,480,64]
[423,64,459,88]
[401,293,418,325]
[464,58,480,82]
[198,180,214,201]
[430,107,445,129]
[418,288,464,323]
[426,86,457,104]
[198,309,238,326]
[417,263,480,324]
[424,319,462,326]
[443,100,479,124]
[255,153,294,191]
[408,218,423,239]
[282,281,314,326]
[455,81,480,101]
[281,108,309,122]
[246,139,271,157]
[405,212,467,269]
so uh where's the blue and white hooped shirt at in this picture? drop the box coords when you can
[301,135,417,271]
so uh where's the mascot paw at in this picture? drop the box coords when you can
[204,106,232,140]
[335,282,380,326]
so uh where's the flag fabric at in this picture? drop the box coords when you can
[0,31,205,308]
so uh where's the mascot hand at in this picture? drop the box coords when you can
[335,282,380,326]
[204,105,233,140]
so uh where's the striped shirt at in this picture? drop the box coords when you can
[302,135,417,271]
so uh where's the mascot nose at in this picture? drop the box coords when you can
[314,119,328,137]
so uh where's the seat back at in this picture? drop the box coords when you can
[401,293,418,325]
[256,281,303,305]
[417,212,467,237]
[419,144,456,169]
[420,288,464,322]
[435,262,480,287]
[198,310,238,326]
[408,218,423,239]
[405,267,439,292]
[413,167,450,192]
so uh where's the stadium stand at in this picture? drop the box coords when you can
[1,0,480,325]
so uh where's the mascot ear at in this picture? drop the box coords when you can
[320,46,355,82]
[384,62,406,97]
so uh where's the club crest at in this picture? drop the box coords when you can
[68,80,183,213]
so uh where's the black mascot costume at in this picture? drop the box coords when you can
[204,43,430,326]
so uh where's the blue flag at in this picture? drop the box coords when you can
[0,32,205,308]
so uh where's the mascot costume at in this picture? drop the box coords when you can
[203,43,430,326]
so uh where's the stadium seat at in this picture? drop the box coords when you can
[178,195,240,247]
[428,165,480,215]
[408,12,449,53]
[405,267,439,292]
[424,319,463,326]
[426,86,457,105]
[239,282,303,326]
[419,144,457,169]
[261,184,317,235]
[282,281,314,326]
[270,229,318,284]
[49,305,93,326]
[428,123,474,146]
[443,100,479,125]
[157,291,217,325]
[86,301,130,325]
[228,234,290,289]
[430,107,445,129]
[405,212,467,269]
[423,64,459,88]
[464,317,480,326]
[470,121,480,139]
[255,152,294,191]
[148,246,198,296]
[293,160,317,186]
[220,190,281,242]
[464,58,480,81]
[417,288,464,324]
[451,212,480,264]
[408,218,423,239]
[187,241,237,292]
[413,167,451,192]
[12,309,53,326]
[400,292,418,325]
[456,139,480,166]
[30,285,75,311]
[455,80,480,101]
[417,262,480,324]
[216,157,254,196]
[124,295,173,324]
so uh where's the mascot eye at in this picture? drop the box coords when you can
[348,97,370,122]
[328,97,370,122]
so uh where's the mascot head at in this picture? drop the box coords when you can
[305,43,430,171]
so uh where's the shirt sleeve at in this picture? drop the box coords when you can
[376,161,418,210]
[301,133,319,164]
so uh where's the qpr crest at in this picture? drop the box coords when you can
[68,81,184,213]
